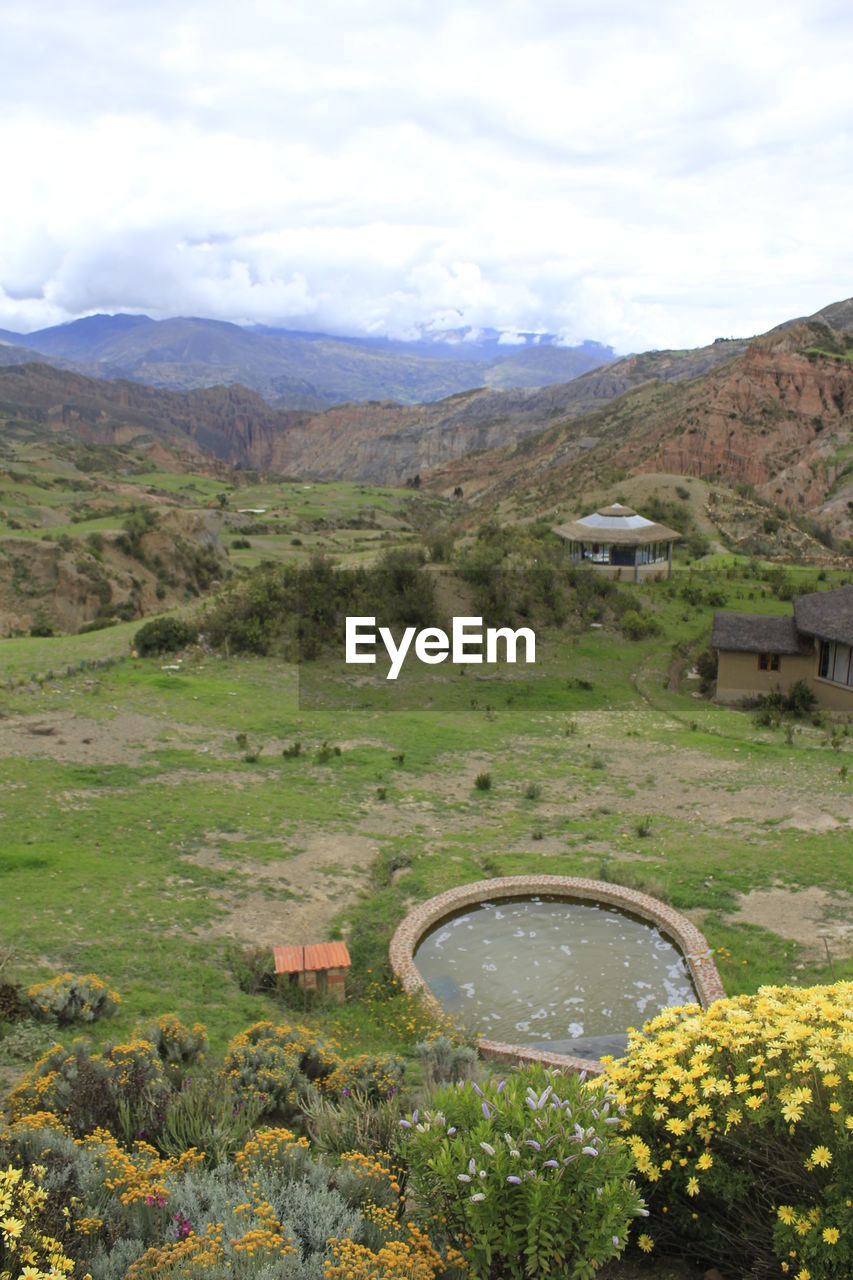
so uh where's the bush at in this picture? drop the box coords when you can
[133,617,198,656]
[415,1035,477,1086]
[474,772,492,791]
[399,1066,646,1279]
[221,1019,340,1120]
[324,1051,406,1102]
[7,1035,172,1143]
[620,608,659,641]
[694,646,718,694]
[160,1075,263,1165]
[602,982,853,1276]
[141,1013,208,1088]
[28,972,120,1024]
[300,1088,406,1159]
[0,1160,76,1278]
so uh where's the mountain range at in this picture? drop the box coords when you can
[1,299,851,538]
[0,314,616,408]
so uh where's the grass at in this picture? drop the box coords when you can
[2,567,851,1073]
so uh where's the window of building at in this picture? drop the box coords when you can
[758,653,780,671]
[818,640,853,687]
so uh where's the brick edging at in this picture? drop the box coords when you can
[389,875,726,1076]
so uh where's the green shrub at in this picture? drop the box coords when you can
[27,972,120,1024]
[300,1088,406,1158]
[324,1051,406,1101]
[140,1013,208,1088]
[415,1035,477,1085]
[523,781,542,801]
[399,1065,646,1279]
[228,945,278,995]
[160,1075,263,1165]
[8,1034,172,1143]
[620,608,659,641]
[133,616,198,655]
[602,982,853,1276]
[221,1019,340,1120]
[474,771,492,791]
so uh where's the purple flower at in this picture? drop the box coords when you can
[543,1160,558,1168]
[481,1101,492,1119]
[582,1146,599,1157]
[496,1080,506,1094]
[447,1127,457,1136]
[398,1119,412,1128]
[506,1176,521,1184]
[341,1087,352,1097]
[524,1139,541,1151]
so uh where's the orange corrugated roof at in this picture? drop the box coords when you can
[273,942,351,974]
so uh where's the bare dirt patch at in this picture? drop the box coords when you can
[190,831,380,945]
[726,885,853,959]
[0,711,175,764]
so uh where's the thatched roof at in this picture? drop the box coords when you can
[793,584,853,646]
[553,503,682,546]
[711,612,809,655]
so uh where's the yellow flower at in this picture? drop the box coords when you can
[686,1176,700,1197]
[822,1227,840,1244]
[777,1205,795,1225]
[637,1234,654,1253]
[809,1145,832,1168]
[696,1152,713,1171]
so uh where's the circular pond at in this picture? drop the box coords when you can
[413,895,697,1059]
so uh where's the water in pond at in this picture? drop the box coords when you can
[413,897,697,1058]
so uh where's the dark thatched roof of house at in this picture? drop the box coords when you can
[793,584,853,646]
[711,612,810,655]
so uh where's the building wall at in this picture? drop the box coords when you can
[812,677,853,713]
[715,650,853,712]
[571,563,670,582]
[715,651,813,704]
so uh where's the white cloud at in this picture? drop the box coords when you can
[0,0,851,348]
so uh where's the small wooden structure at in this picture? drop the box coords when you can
[553,503,681,581]
[273,941,351,1002]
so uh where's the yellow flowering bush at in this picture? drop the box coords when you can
[233,1126,313,1184]
[140,1015,207,1088]
[602,982,853,1277]
[325,1219,468,1280]
[324,1053,406,1102]
[27,974,120,1025]
[221,1020,341,1119]
[7,1037,171,1145]
[0,1161,76,1280]
[333,1150,402,1211]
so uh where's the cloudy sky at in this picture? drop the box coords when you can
[1,0,851,351]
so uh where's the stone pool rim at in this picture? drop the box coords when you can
[389,875,726,1076]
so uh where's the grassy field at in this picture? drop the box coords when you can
[2,561,851,1091]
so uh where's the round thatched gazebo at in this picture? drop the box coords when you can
[552,503,681,581]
